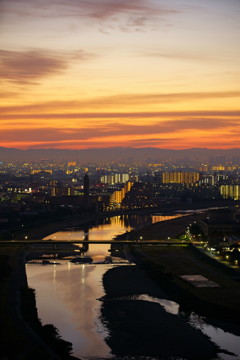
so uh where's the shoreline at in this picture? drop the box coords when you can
[1,200,238,359]
[116,212,207,241]
[1,199,233,241]
[0,247,74,359]
[101,265,222,359]
[129,244,240,327]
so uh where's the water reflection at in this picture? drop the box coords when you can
[43,213,183,264]
[27,262,112,359]
[106,294,240,360]
[27,260,240,360]
[27,213,240,360]
[188,314,240,360]
[152,214,185,224]
[43,213,183,242]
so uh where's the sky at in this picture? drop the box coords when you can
[1,0,240,150]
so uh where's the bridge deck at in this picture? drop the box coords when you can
[0,240,203,246]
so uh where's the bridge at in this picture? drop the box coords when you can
[0,239,204,246]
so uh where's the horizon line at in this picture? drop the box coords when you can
[1,146,240,151]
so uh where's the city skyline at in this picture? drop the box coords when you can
[1,0,240,150]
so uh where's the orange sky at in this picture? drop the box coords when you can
[1,0,240,150]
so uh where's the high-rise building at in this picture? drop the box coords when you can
[68,162,76,166]
[220,185,240,200]
[31,169,53,175]
[212,165,225,171]
[109,181,134,209]
[100,173,130,185]
[198,165,208,172]
[162,172,200,184]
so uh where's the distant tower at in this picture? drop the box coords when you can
[84,174,90,209]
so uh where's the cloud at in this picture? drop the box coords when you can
[1,109,240,121]
[2,0,179,18]
[0,49,92,85]
[1,90,240,111]
[98,91,240,105]
[141,50,213,62]
[0,118,239,144]
[1,0,180,32]
[0,90,21,98]
[131,137,178,143]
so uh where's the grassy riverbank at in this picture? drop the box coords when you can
[130,244,240,324]
[120,212,207,241]
[113,210,240,324]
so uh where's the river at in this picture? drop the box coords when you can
[26,213,240,360]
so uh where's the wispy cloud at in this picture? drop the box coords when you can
[2,0,179,17]
[141,50,213,62]
[0,118,239,143]
[1,0,180,32]
[0,49,92,85]
[1,91,240,111]
[1,110,240,120]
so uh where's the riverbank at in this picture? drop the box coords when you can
[130,244,240,325]
[101,265,222,359]
[2,207,165,241]
[120,212,207,240]
[0,247,74,359]
[2,198,232,241]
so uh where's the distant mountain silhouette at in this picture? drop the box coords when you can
[0,147,240,162]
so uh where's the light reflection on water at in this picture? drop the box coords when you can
[188,314,240,360]
[113,295,240,360]
[27,213,240,360]
[136,295,179,315]
[44,216,133,242]
[43,214,183,242]
[27,262,113,359]
[27,260,240,360]
[152,214,186,224]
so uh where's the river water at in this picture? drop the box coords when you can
[26,213,240,360]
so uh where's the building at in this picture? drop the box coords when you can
[109,181,134,209]
[198,165,208,172]
[30,169,53,175]
[68,162,76,166]
[220,185,240,200]
[212,165,225,171]
[51,186,74,197]
[199,209,240,246]
[121,182,157,209]
[100,173,130,185]
[162,172,200,184]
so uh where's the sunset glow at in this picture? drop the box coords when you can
[1,0,240,150]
